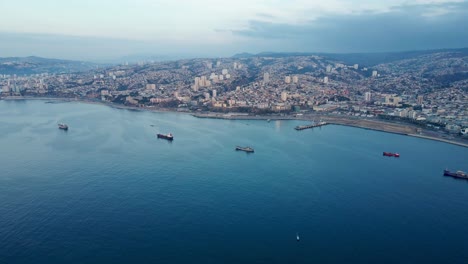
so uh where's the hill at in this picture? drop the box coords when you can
[0,56,100,75]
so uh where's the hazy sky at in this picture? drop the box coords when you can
[0,0,467,61]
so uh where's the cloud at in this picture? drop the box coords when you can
[231,1,468,53]
[0,1,466,59]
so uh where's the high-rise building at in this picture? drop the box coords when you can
[263,72,270,83]
[222,69,228,75]
[206,62,213,69]
[200,76,207,87]
[365,92,372,102]
[353,64,359,70]
[281,92,288,101]
[326,65,332,72]
[233,62,238,69]
[285,76,291,84]
[417,95,423,105]
[225,74,231,79]
[212,89,217,98]
[323,76,329,84]
[292,76,298,83]
[216,61,221,67]
[372,70,378,77]
[219,75,224,81]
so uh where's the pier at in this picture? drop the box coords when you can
[295,121,328,130]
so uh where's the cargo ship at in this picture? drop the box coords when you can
[58,123,68,130]
[443,169,467,180]
[383,152,400,157]
[157,133,173,141]
[236,146,254,153]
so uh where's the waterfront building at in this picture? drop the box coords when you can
[372,70,378,77]
[353,64,359,70]
[384,95,402,106]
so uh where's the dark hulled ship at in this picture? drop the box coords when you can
[58,123,68,130]
[157,133,173,141]
[444,170,467,180]
[236,146,254,153]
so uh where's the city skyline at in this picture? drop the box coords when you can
[0,0,467,61]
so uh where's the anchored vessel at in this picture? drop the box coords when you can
[383,152,400,157]
[58,123,68,130]
[444,170,467,180]
[295,121,328,130]
[157,133,173,141]
[236,146,254,153]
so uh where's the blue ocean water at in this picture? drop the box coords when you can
[0,100,467,264]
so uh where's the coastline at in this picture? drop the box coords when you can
[2,96,467,148]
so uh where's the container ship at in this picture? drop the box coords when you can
[157,133,173,141]
[58,123,68,130]
[443,170,467,180]
[236,146,254,153]
[383,152,400,157]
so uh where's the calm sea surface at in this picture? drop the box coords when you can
[0,100,467,264]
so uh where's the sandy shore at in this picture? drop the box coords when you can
[2,96,467,148]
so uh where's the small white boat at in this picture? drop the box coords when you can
[296,233,300,241]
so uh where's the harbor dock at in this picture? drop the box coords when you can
[295,121,328,130]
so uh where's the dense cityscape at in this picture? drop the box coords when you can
[1,50,467,138]
[2,0,468,263]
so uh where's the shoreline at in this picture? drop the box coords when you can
[2,96,467,148]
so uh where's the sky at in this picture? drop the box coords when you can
[0,0,467,61]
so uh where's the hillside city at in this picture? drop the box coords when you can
[1,51,467,137]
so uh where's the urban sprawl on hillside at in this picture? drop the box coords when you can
[1,51,467,138]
